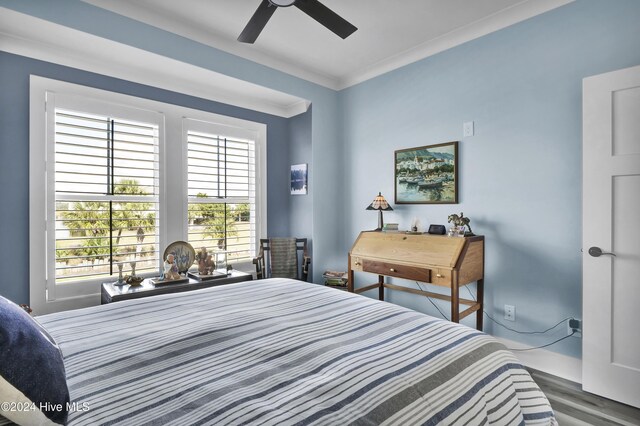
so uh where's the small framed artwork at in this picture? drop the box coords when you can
[290,163,308,195]
[395,141,458,204]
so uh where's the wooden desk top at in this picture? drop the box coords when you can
[350,231,483,270]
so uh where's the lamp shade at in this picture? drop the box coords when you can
[366,192,393,231]
[366,192,393,211]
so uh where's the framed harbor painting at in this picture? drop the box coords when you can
[394,141,458,204]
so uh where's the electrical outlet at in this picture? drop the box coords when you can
[567,318,582,336]
[504,304,515,321]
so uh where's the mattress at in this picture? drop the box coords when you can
[31,278,555,425]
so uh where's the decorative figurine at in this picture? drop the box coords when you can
[447,212,475,236]
[204,254,215,275]
[162,253,181,280]
[196,247,215,275]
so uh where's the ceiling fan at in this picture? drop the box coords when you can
[238,0,357,44]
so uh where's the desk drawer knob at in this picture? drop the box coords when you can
[436,274,444,278]
[355,262,361,266]
[390,268,396,272]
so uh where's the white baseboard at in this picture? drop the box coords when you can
[494,336,582,384]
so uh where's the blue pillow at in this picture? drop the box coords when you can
[0,296,70,425]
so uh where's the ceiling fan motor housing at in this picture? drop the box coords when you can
[268,0,297,7]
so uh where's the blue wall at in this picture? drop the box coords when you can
[288,107,314,277]
[288,107,313,237]
[2,0,640,359]
[339,0,640,358]
[0,51,294,304]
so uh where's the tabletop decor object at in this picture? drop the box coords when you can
[427,224,446,235]
[187,248,228,282]
[366,192,393,231]
[195,247,216,275]
[120,261,144,286]
[124,274,144,286]
[447,212,474,236]
[163,241,196,274]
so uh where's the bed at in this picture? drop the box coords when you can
[1,278,556,425]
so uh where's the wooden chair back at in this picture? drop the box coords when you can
[253,238,311,281]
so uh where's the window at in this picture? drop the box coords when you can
[54,109,160,284]
[186,121,256,266]
[30,77,266,313]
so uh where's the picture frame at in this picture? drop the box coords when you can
[290,163,308,195]
[394,141,458,204]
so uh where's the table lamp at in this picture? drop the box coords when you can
[366,192,393,231]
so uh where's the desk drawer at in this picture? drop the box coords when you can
[431,269,452,286]
[363,259,431,282]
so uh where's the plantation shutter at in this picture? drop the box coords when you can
[54,109,159,283]
[187,128,255,266]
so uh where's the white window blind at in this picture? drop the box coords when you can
[187,129,255,265]
[54,108,159,283]
[31,78,267,312]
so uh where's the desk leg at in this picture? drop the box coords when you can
[451,275,460,323]
[378,275,384,301]
[348,254,354,293]
[476,279,484,331]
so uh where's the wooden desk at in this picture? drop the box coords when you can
[348,231,484,330]
[101,270,252,304]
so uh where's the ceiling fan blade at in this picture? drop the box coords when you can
[238,0,277,43]
[294,0,357,39]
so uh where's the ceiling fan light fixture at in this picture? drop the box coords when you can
[268,0,296,6]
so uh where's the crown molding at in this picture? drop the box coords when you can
[0,7,310,118]
[82,0,574,91]
[1,0,574,95]
[336,0,575,89]
[81,0,342,90]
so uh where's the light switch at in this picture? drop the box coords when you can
[463,121,474,137]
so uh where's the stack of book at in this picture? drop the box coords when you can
[382,223,399,232]
[322,270,348,288]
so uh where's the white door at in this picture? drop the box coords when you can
[583,64,640,408]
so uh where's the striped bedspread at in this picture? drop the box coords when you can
[33,278,555,425]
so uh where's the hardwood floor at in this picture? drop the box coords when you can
[528,368,640,425]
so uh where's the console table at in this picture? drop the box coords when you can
[101,270,252,304]
[348,231,484,330]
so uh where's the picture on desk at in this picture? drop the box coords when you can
[395,141,458,204]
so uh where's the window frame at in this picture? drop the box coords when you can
[47,95,163,303]
[183,118,258,267]
[30,76,267,314]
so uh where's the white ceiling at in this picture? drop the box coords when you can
[82,0,573,90]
